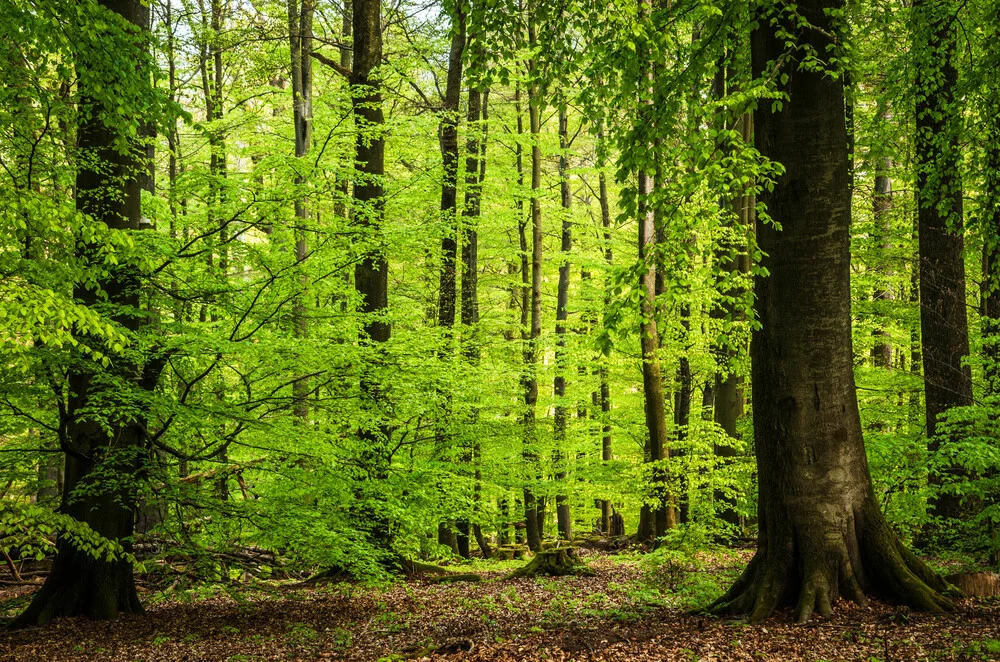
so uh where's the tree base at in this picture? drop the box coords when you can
[508,547,595,579]
[10,548,142,629]
[708,501,958,623]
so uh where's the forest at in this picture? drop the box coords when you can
[1,0,1000,659]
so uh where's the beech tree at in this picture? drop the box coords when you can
[12,0,163,626]
[912,0,974,521]
[709,0,955,622]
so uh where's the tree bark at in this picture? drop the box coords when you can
[710,0,954,622]
[712,60,752,529]
[464,79,491,558]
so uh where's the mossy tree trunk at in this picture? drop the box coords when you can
[711,0,955,623]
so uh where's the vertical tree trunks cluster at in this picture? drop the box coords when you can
[984,95,1000,396]
[464,82,491,558]
[711,58,752,530]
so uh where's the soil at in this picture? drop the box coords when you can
[2,552,999,661]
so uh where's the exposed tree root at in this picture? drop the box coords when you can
[708,502,957,623]
[8,550,142,629]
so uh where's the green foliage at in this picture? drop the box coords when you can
[1,0,998,620]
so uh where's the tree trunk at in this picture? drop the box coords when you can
[983,96,1000,396]
[553,106,572,541]
[713,94,752,529]
[912,0,974,522]
[13,0,158,627]
[871,162,894,369]
[351,0,391,545]
[710,0,954,623]
[464,78,491,558]
[436,8,467,556]
[521,15,545,550]
[636,0,674,544]
[288,0,314,421]
[597,129,613,534]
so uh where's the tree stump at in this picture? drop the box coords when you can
[609,512,625,537]
[508,547,595,578]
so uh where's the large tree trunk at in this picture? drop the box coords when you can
[13,0,157,627]
[710,0,954,623]
[913,0,974,522]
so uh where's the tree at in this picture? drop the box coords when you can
[634,0,675,544]
[288,0,314,421]
[710,0,954,622]
[552,105,573,541]
[13,0,163,627]
[912,0,974,521]
[350,0,391,546]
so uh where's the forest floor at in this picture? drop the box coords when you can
[2,549,1000,661]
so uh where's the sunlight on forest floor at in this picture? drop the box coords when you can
[2,551,999,661]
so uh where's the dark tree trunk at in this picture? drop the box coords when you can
[464,80,491,559]
[714,112,752,529]
[710,0,954,623]
[13,0,158,627]
[351,0,392,545]
[553,106,572,541]
[912,0,974,522]
[438,524,459,554]
[984,98,1000,396]
[436,14,465,339]
[436,8,467,557]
